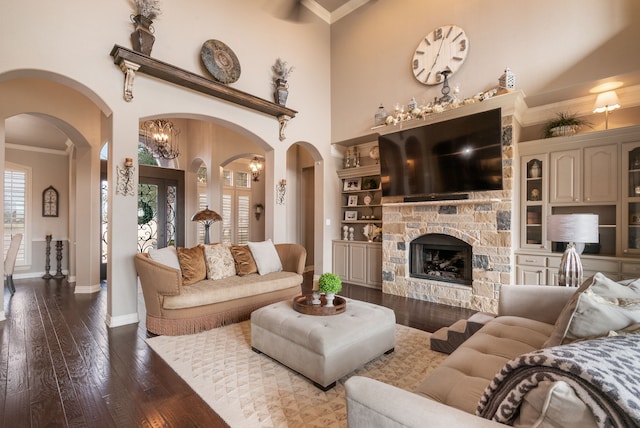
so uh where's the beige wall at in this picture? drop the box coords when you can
[330,0,640,142]
[0,0,332,323]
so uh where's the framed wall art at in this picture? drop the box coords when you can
[42,186,59,217]
[344,211,358,221]
[343,177,361,192]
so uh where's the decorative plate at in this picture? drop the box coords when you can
[200,39,241,84]
[363,195,372,205]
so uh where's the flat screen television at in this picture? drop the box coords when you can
[378,108,503,200]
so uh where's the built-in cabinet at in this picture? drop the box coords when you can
[332,240,382,288]
[332,135,383,288]
[517,126,640,285]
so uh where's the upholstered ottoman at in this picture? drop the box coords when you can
[251,298,396,390]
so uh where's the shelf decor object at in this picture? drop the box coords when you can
[547,214,599,287]
[593,90,621,130]
[110,45,297,140]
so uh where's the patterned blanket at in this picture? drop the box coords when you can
[476,334,640,428]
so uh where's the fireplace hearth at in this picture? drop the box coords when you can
[410,233,472,285]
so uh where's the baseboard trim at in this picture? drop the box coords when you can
[106,312,139,328]
[74,283,101,294]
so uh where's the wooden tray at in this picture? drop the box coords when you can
[293,294,346,316]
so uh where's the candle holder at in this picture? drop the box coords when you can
[42,234,53,279]
[53,240,66,279]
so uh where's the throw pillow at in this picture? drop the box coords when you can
[147,246,181,270]
[544,273,640,347]
[514,381,598,428]
[176,245,206,286]
[230,245,258,276]
[247,239,282,275]
[203,243,236,280]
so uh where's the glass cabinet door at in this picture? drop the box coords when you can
[623,143,640,254]
[522,156,545,249]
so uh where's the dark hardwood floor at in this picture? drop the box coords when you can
[1,273,475,427]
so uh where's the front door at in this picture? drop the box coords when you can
[137,165,185,252]
[100,163,185,279]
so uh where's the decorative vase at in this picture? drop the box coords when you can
[311,291,321,305]
[529,161,540,178]
[274,78,289,106]
[131,14,155,56]
[324,293,335,307]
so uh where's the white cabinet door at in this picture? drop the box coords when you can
[550,149,581,203]
[516,265,546,285]
[584,145,618,203]
[332,241,349,281]
[349,243,368,284]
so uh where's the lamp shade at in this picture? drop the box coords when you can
[191,206,222,224]
[546,214,599,243]
[593,91,621,113]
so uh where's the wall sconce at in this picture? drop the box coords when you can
[276,179,286,205]
[116,157,136,196]
[249,157,264,181]
[593,90,621,130]
[144,119,181,159]
[191,206,222,244]
[254,203,264,221]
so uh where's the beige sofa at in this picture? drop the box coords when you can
[346,280,640,427]
[135,243,306,336]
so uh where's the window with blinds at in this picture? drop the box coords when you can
[222,168,251,245]
[4,165,28,264]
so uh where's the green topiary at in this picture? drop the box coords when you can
[318,273,342,294]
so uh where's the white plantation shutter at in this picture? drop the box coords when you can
[222,193,232,244]
[197,191,207,243]
[237,194,250,244]
[222,168,252,244]
[4,166,28,264]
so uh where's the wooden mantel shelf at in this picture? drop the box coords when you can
[109,45,297,140]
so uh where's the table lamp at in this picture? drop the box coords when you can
[191,206,222,244]
[546,214,599,287]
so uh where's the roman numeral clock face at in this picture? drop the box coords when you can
[412,25,469,85]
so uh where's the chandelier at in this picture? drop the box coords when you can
[144,119,180,159]
[249,157,264,181]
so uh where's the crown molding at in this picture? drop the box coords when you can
[5,142,70,156]
[302,0,370,24]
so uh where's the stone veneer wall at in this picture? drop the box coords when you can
[381,120,514,313]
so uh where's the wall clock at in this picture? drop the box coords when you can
[43,186,59,217]
[411,25,469,85]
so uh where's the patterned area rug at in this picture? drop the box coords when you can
[146,320,446,427]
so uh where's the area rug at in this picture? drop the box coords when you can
[146,320,446,427]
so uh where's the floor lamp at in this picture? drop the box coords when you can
[191,206,222,244]
[547,214,599,287]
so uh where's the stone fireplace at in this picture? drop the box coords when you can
[380,114,515,313]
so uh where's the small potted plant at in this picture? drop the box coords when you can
[318,273,342,307]
[543,112,591,138]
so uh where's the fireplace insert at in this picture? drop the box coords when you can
[409,233,472,285]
